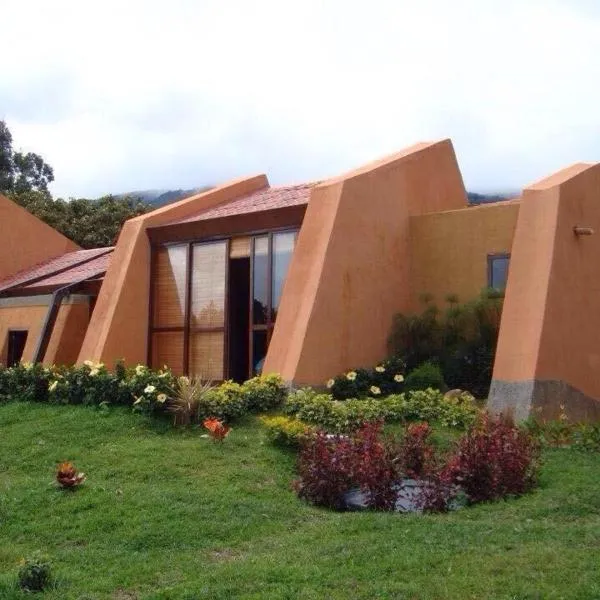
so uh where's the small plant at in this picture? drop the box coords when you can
[203,418,231,442]
[404,361,446,393]
[56,462,86,489]
[260,415,314,448]
[397,422,437,478]
[443,413,541,504]
[167,376,214,425]
[18,552,53,592]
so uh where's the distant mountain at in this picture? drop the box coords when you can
[115,186,212,207]
[115,187,513,209]
[467,191,515,204]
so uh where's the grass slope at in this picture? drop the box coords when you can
[1,403,600,599]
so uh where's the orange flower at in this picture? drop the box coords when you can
[203,418,231,442]
[56,462,86,488]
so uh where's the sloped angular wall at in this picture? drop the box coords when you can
[264,140,468,386]
[489,163,600,421]
[0,194,79,281]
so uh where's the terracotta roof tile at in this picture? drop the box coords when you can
[23,252,112,290]
[172,183,317,225]
[0,247,113,294]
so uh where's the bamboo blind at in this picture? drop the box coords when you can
[151,331,184,375]
[229,236,251,258]
[189,331,224,381]
[152,245,187,327]
[190,242,226,328]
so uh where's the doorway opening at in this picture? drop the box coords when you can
[227,257,250,382]
[7,330,28,367]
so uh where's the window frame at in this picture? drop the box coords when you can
[148,225,299,379]
[487,252,511,291]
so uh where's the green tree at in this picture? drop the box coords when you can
[0,120,54,194]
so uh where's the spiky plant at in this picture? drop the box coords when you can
[167,375,214,425]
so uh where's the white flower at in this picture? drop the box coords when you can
[394,374,404,383]
[158,371,169,378]
[84,360,94,368]
[375,366,385,373]
[133,396,143,405]
[48,380,58,392]
[89,368,99,377]
[370,386,381,395]
[346,371,357,381]
[326,379,335,389]
[135,365,146,376]
[144,385,156,394]
[157,393,168,404]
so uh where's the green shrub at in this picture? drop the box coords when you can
[18,552,52,592]
[387,289,503,398]
[404,361,446,393]
[283,387,477,432]
[198,380,247,422]
[327,357,406,400]
[260,415,315,448]
[242,373,287,411]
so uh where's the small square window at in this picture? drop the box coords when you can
[488,254,510,291]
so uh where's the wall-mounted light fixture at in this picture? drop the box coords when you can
[573,226,595,236]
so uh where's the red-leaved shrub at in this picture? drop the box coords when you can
[294,421,398,510]
[398,422,437,478]
[443,412,540,503]
[294,432,357,510]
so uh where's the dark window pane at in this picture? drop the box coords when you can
[252,236,269,325]
[252,330,268,376]
[490,256,510,290]
[271,231,296,321]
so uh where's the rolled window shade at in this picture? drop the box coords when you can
[191,242,227,328]
[151,331,184,375]
[189,331,224,381]
[152,245,188,327]
[230,236,251,258]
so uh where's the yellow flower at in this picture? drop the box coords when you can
[375,366,385,373]
[89,368,100,377]
[22,362,33,370]
[326,379,335,388]
[84,360,94,368]
[346,371,357,381]
[48,380,58,392]
[370,386,381,395]
[157,393,168,404]
[394,374,404,383]
[135,365,146,376]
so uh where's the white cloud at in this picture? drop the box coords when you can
[1,0,600,197]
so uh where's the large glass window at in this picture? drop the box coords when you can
[488,253,510,291]
[250,231,297,375]
[150,241,228,379]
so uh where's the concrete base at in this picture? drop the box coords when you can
[488,379,600,423]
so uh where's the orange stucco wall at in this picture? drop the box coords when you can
[79,175,269,367]
[410,201,520,309]
[0,296,90,366]
[0,194,79,281]
[264,139,469,385]
[490,163,600,420]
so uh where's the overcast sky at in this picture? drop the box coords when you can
[2,0,600,198]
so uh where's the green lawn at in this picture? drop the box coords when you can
[1,403,600,599]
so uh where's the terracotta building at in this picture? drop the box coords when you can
[1,139,599,421]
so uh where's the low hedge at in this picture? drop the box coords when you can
[283,387,479,433]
